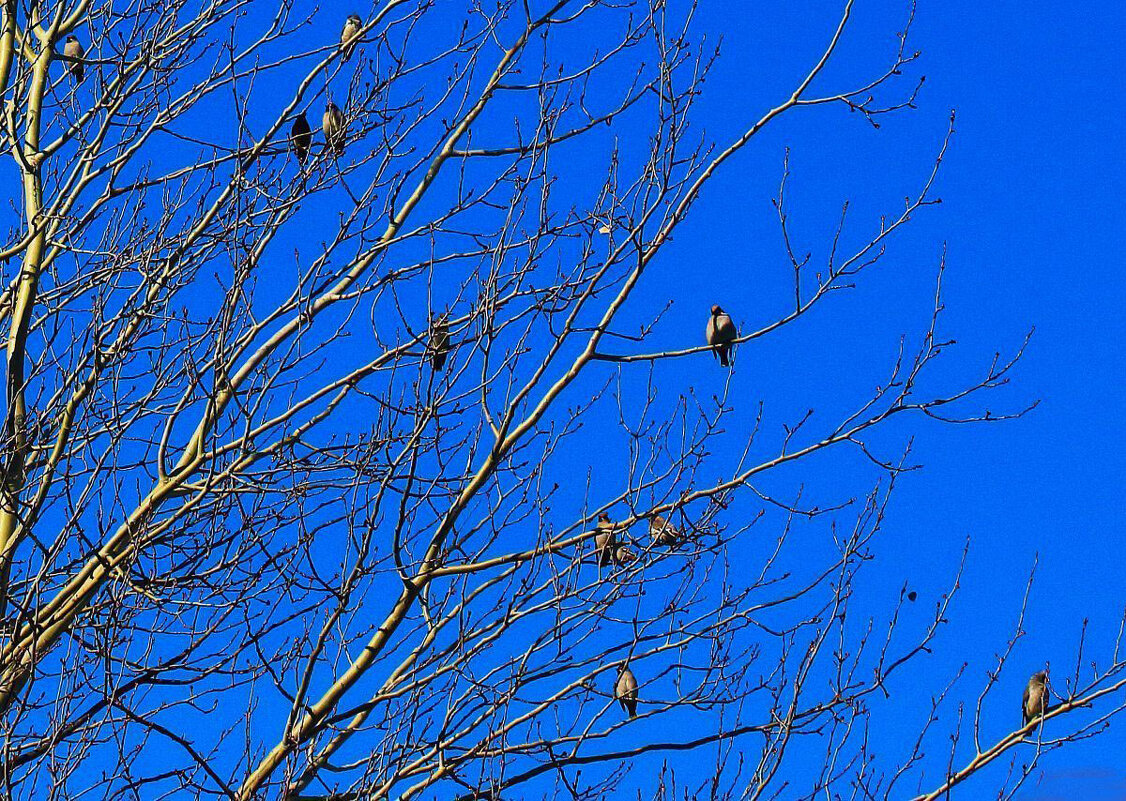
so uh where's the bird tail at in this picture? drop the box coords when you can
[719,347,730,368]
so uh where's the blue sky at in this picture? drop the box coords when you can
[23,0,1123,796]
[663,0,1126,795]
[236,0,1122,795]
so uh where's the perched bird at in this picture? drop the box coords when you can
[614,665,638,718]
[593,513,616,567]
[341,14,362,61]
[650,514,681,548]
[706,305,737,367]
[63,35,85,82]
[1022,670,1048,725]
[290,112,312,166]
[428,316,450,371]
[612,545,634,567]
[323,101,345,155]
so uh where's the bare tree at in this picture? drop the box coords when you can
[0,0,1119,798]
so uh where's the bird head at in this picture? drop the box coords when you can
[711,304,724,315]
[66,35,78,44]
[1032,670,1047,684]
[348,13,362,25]
[597,513,611,523]
[326,100,339,114]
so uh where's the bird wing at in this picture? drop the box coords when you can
[1021,684,1030,720]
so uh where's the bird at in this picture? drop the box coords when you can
[649,513,681,548]
[290,112,312,166]
[593,513,616,567]
[63,35,84,82]
[341,14,362,61]
[706,305,737,367]
[428,316,450,371]
[1022,670,1048,725]
[322,101,345,155]
[612,545,634,567]
[614,664,638,718]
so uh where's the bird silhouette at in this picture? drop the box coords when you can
[428,316,450,371]
[290,112,312,166]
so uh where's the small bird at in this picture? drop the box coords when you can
[614,664,638,718]
[593,513,616,567]
[1022,670,1048,725]
[63,35,84,82]
[706,305,737,367]
[428,317,450,371]
[612,545,634,567]
[650,514,681,548]
[290,112,312,166]
[323,101,345,155]
[341,14,362,61]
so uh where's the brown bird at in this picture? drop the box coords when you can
[612,545,635,567]
[649,513,681,548]
[593,513,616,567]
[341,14,362,61]
[63,35,84,82]
[428,316,450,371]
[322,101,345,155]
[1022,670,1048,725]
[614,664,638,718]
[705,305,737,367]
[290,112,312,166]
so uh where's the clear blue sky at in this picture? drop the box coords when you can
[662,0,1125,795]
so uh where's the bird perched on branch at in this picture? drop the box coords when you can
[612,545,635,567]
[341,14,362,61]
[650,513,681,548]
[428,316,450,371]
[614,664,638,718]
[323,101,345,155]
[1022,670,1048,725]
[593,513,616,567]
[290,112,312,166]
[706,305,737,367]
[63,35,85,82]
